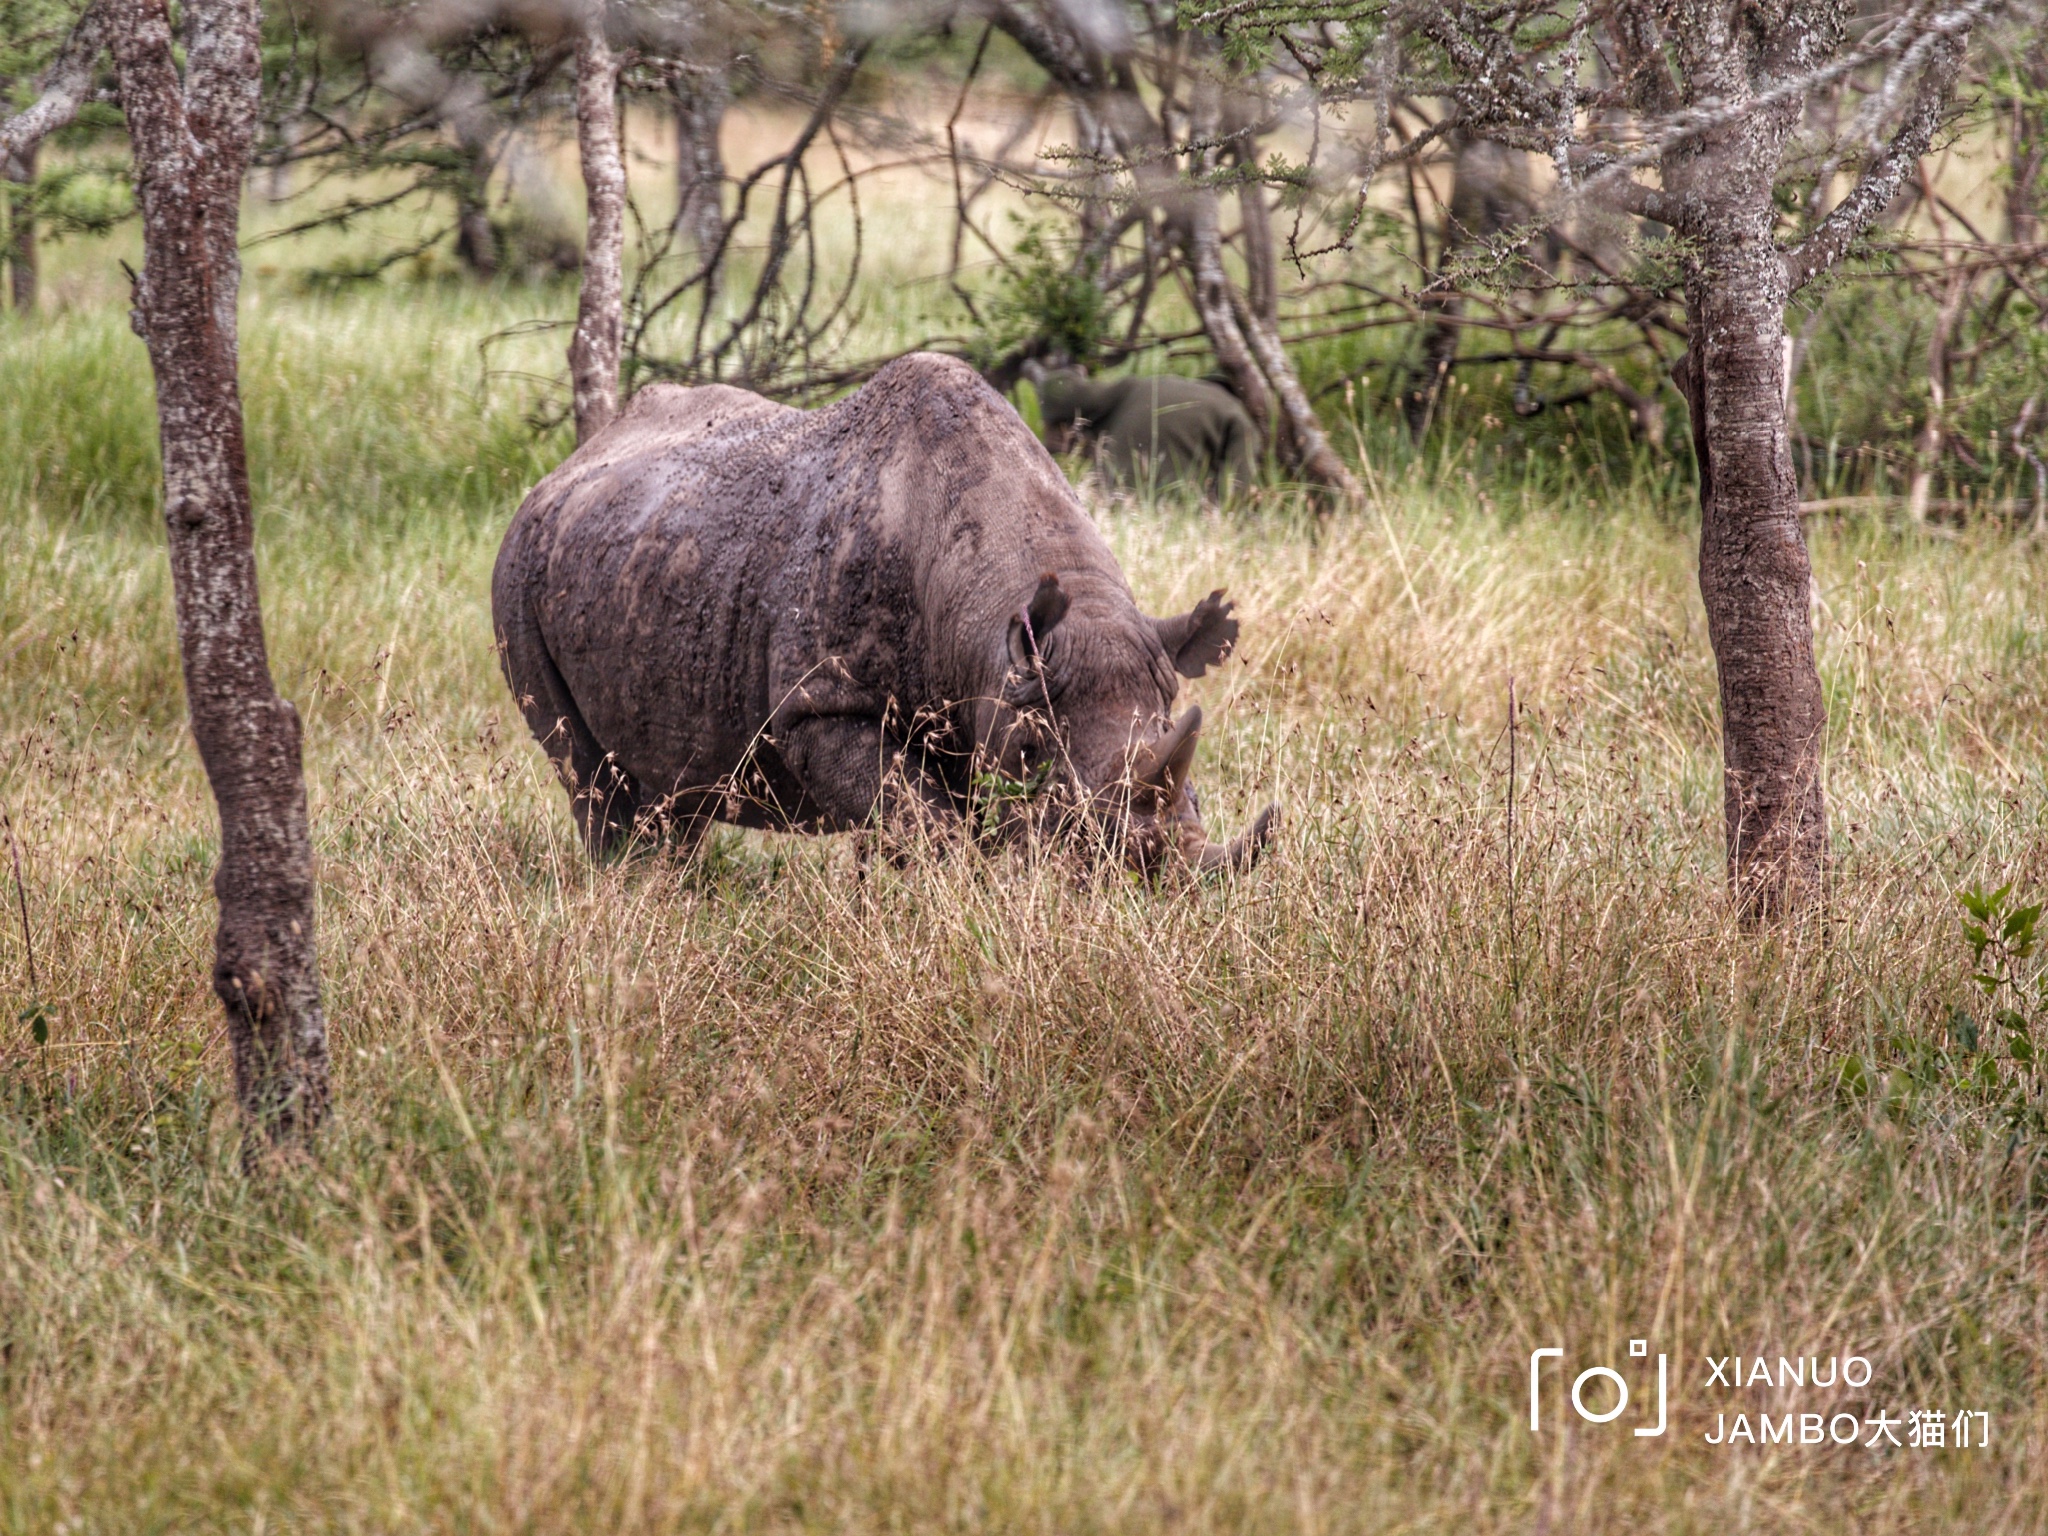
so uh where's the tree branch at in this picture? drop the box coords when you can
[0,1,109,163]
[1782,32,1966,293]
[1590,170,1687,229]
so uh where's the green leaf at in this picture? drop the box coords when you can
[18,1002,49,1047]
[2003,903,2041,953]
[1949,1006,1980,1054]
[2010,1034,2035,1065]
[1960,886,2000,922]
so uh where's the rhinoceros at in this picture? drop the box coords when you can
[491,353,1276,872]
[1028,364,1261,493]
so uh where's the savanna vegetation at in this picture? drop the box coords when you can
[4,1,2048,1530]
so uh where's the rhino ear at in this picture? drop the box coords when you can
[1007,572,1071,673]
[1152,589,1238,678]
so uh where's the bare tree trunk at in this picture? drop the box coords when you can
[454,149,501,278]
[979,7,1355,497]
[2002,34,2046,248]
[1230,147,1367,492]
[673,67,728,289]
[1678,226,1829,917]
[4,142,33,315]
[264,114,299,202]
[1183,188,1275,437]
[1408,140,1468,439]
[1228,157,1363,498]
[1906,170,1968,524]
[1410,138,1547,439]
[1408,294,1459,439]
[109,0,329,1148]
[348,15,509,278]
[1234,291,1365,500]
[1182,168,1361,500]
[571,11,626,443]
[1236,150,1278,327]
[1905,262,1965,524]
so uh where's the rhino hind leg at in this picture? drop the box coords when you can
[500,612,642,858]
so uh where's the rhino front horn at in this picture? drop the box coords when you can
[1134,705,1203,797]
[1195,804,1280,875]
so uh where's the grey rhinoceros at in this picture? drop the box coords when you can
[491,353,1275,872]
[1028,364,1261,494]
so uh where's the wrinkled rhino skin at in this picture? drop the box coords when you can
[492,353,1272,869]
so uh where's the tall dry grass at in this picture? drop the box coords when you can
[3,199,2048,1533]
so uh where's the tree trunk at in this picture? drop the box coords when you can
[673,67,727,291]
[4,142,34,315]
[454,162,500,278]
[1235,150,1278,327]
[1229,149,1362,494]
[1182,187,1275,438]
[110,0,329,1148]
[1233,291,1365,501]
[1407,139,1471,439]
[570,13,626,444]
[1408,292,1458,439]
[1679,228,1829,917]
[1905,261,1965,524]
[1180,181,1361,502]
[2003,41,2046,247]
[1906,171,1968,525]
[264,113,299,202]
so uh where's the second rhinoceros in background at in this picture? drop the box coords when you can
[1027,363,1262,494]
[491,353,1275,872]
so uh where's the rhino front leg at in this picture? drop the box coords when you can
[776,714,959,856]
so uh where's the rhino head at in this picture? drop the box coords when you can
[978,573,1279,875]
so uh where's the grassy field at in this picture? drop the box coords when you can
[4,194,2048,1534]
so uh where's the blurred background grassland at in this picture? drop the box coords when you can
[2,80,2048,1535]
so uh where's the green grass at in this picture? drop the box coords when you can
[3,206,2048,1534]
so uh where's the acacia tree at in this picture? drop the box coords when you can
[1218,0,1989,914]
[2,0,330,1148]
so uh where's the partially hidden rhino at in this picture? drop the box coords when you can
[491,353,1276,873]
[1028,364,1261,494]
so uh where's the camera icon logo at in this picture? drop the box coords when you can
[1529,1339,1667,1436]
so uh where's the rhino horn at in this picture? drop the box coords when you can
[1193,804,1280,875]
[1133,705,1202,799]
